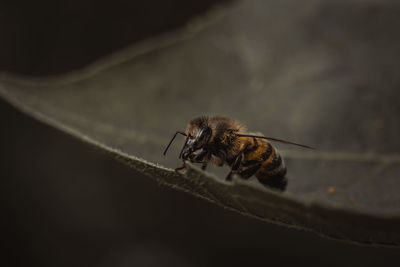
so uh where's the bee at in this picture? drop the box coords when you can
[163,116,313,191]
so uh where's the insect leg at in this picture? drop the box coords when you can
[226,153,242,181]
[226,139,259,181]
[190,150,208,163]
[174,164,186,172]
[239,163,262,179]
[174,160,187,173]
[201,153,212,170]
[188,150,211,170]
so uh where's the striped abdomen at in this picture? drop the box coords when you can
[241,137,287,190]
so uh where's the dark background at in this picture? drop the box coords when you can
[1,1,400,266]
[0,0,228,75]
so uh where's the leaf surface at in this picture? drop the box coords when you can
[1,0,400,245]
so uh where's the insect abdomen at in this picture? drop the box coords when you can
[240,138,287,190]
[256,143,287,190]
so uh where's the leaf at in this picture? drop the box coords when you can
[1,0,400,245]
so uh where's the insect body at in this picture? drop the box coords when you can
[163,116,313,191]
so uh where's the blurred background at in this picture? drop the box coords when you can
[1,0,400,266]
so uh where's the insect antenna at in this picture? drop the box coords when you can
[163,131,187,155]
[235,134,314,150]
